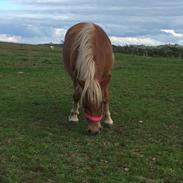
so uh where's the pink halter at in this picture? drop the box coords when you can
[84,112,102,123]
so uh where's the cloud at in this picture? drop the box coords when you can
[9,0,68,4]
[0,34,21,43]
[110,36,163,46]
[1,0,183,45]
[53,28,67,43]
[53,28,66,37]
[161,29,183,38]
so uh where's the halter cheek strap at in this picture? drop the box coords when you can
[84,112,102,123]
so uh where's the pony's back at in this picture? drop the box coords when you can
[63,22,113,81]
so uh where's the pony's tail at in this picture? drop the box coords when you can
[72,23,102,107]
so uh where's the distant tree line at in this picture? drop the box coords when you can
[112,44,183,58]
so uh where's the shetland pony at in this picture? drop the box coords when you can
[63,22,114,134]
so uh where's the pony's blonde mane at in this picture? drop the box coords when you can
[72,23,102,106]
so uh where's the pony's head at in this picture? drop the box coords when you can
[79,79,103,134]
[83,94,103,135]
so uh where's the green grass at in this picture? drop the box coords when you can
[0,42,183,183]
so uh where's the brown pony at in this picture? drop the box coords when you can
[63,22,114,134]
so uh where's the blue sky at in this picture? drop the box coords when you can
[0,0,20,10]
[0,0,183,45]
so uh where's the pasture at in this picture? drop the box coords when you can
[0,42,183,183]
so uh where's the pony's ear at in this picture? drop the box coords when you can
[77,79,85,89]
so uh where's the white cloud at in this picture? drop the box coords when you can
[0,34,21,43]
[19,28,67,44]
[3,1,183,45]
[110,36,163,46]
[161,29,183,38]
[53,28,66,39]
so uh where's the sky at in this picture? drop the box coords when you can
[0,0,183,46]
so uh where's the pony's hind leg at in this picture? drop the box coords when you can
[68,85,81,123]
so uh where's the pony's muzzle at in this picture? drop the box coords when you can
[87,126,102,135]
[87,122,102,135]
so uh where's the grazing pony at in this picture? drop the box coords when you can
[63,22,114,134]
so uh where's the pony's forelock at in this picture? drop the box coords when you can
[71,23,102,107]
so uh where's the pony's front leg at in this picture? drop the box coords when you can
[102,84,113,127]
[68,85,81,123]
[69,102,80,123]
[103,101,113,127]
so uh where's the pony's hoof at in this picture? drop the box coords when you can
[68,115,79,124]
[104,119,113,128]
[104,123,113,128]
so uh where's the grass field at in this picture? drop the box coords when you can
[0,42,183,183]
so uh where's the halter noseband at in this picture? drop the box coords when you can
[84,112,102,123]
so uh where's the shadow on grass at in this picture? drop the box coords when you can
[1,94,89,136]
[19,97,88,136]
